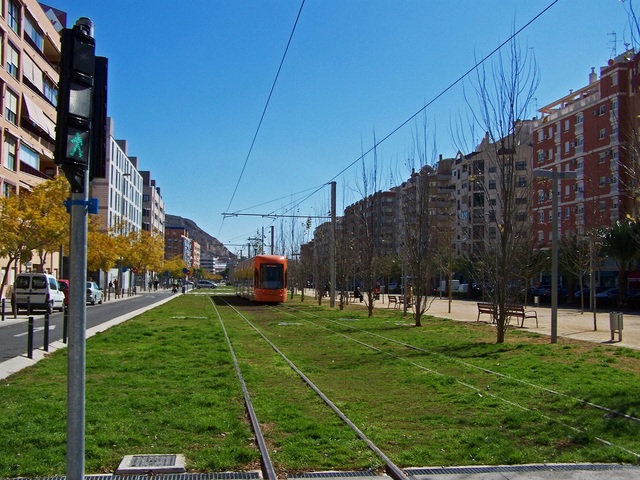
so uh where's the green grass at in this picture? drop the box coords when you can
[1,293,639,477]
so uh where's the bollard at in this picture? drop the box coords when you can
[27,316,34,359]
[63,306,68,344]
[27,297,31,316]
[1,297,4,321]
[44,312,50,352]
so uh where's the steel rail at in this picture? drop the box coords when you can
[208,297,277,480]
[216,296,411,480]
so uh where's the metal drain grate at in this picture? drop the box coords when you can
[291,471,385,479]
[405,463,640,475]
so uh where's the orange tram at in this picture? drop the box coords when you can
[234,255,288,303]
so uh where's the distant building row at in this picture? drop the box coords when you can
[308,51,640,287]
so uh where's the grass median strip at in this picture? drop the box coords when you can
[1,292,639,478]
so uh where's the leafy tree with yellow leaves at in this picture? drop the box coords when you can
[0,176,70,297]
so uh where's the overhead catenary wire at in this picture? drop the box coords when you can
[254,0,560,223]
[219,0,306,238]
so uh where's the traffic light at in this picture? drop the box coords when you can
[55,21,95,192]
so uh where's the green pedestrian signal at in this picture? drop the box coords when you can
[66,128,90,163]
[69,132,84,158]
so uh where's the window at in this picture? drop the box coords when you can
[538,211,544,223]
[576,136,583,147]
[5,89,18,125]
[600,201,606,212]
[576,112,583,124]
[565,141,570,153]
[548,149,553,160]
[6,43,19,79]
[548,211,553,222]
[565,207,570,219]
[599,153,606,164]
[611,73,618,86]
[538,231,544,243]
[515,160,527,171]
[599,104,606,115]
[4,135,16,170]
[3,181,16,197]
[565,185,570,197]
[24,15,43,52]
[518,176,527,187]
[19,143,39,169]
[488,179,496,189]
[599,176,607,186]
[577,158,584,169]
[8,0,19,35]
[537,130,544,142]
[537,151,545,163]
[564,119,570,132]
[599,129,606,140]
[613,100,619,110]
[43,77,57,106]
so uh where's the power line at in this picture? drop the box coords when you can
[219,0,306,237]
[285,0,560,217]
[220,0,558,238]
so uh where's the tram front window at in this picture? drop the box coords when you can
[260,264,284,289]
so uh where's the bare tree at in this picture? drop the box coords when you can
[349,138,383,317]
[462,38,539,343]
[400,118,441,325]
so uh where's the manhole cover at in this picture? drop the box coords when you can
[115,454,186,475]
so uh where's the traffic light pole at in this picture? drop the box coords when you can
[66,171,89,480]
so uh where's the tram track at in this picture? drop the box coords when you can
[274,303,640,460]
[208,295,410,480]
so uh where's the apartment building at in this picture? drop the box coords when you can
[90,117,143,236]
[164,226,192,265]
[140,170,165,237]
[532,52,640,246]
[0,1,64,279]
[451,123,534,257]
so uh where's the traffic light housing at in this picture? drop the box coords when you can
[55,23,95,192]
[90,56,108,180]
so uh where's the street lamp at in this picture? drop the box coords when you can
[534,167,577,343]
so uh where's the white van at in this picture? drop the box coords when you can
[13,273,65,313]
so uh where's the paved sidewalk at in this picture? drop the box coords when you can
[414,296,639,350]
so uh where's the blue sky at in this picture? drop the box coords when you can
[50,1,631,254]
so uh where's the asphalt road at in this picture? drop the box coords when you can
[0,289,175,362]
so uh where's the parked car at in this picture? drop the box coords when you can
[86,281,103,305]
[196,280,218,289]
[13,273,65,313]
[58,279,69,306]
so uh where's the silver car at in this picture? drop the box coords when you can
[86,281,104,305]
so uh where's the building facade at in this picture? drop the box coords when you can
[532,53,640,244]
[140,170,165,237]
[0,0,64,281]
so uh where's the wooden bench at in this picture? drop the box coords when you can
[505,304,538,328]
[388,295,398,308]
[477,302,496,322]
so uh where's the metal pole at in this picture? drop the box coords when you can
[330,181,336,308]
[270,226,274,255]
[551,171,559,343]
[67,170,89,480]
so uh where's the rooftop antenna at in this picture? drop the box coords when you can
[608,31,618,58]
